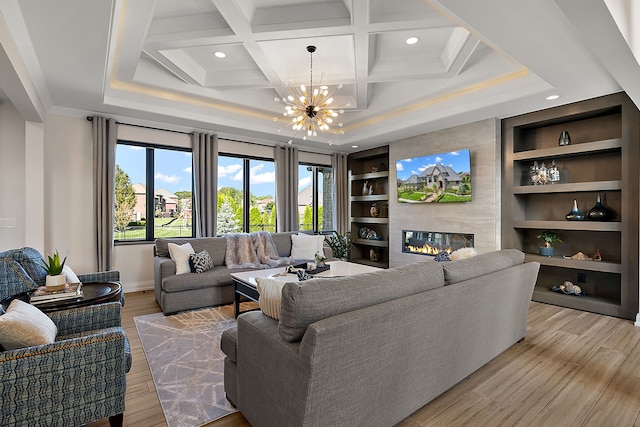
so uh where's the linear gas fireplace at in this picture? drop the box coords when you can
[402,230,474,256]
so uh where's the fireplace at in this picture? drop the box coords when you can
[402,230,474,256]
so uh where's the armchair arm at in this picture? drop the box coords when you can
[77,270,120,283]
[48,302,122,336]
[0,328,128,426]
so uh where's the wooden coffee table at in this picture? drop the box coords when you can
[231,261,381,318]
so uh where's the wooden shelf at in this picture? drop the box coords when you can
[513,220,621,232]
[349,257,387,268]
[351,217,389,224]
[524,253,621,273]
[351,195,389,202]
[352,238,389,247]
[513,180,622,194]
[351,171,389,181]
[532,287,621,317]
[513,138,621,161]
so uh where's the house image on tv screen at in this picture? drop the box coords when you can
[396,149,471,203]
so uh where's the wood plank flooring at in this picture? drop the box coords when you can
[88,291,640,427]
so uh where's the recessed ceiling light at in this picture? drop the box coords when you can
[546,94,560,100]
[352,145,359,148]
[406,37,419,45]
[214,51,226,58]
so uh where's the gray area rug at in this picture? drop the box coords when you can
[134,306,238,427]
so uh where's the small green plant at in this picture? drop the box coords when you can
[537,231,562,248]
[42,251,67,275]
[326,231,352,259]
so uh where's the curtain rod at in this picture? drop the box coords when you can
[86,116,330,154]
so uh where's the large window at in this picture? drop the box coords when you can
[298,164,333,233]
[115,142,194,241]
[218,155,276,234]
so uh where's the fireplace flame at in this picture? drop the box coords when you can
[406,244,452,255]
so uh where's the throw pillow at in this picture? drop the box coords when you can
[290,233,325,260]
[62,264,81,284]
[449,247,478,261]
[168,242,195,275]
[189,250,214,273]
[256,276,287,320]
[0,299,58,350]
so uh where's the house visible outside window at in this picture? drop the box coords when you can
[298,164,333,233]
[217,155,276,234]
[115,142,194,242]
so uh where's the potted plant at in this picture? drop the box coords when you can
[537,231,562,257]
[42,250,67,291]
[326,231,352,261]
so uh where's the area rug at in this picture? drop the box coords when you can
[134,306,238,427]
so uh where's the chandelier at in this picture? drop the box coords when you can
[274,45,345,144]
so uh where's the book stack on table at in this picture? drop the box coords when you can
[31,283,83,305]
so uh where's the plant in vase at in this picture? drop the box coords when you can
[326,231,352,261]
[42,250,67,291]
[536,231,562,257]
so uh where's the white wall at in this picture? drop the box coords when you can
[0,102,26,249]
[388,118,501,267]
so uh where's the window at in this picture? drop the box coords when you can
[298,164,333,233]
[115,142,194,242]
[218,155,276,234]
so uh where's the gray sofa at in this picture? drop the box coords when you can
[154,232,330,314]
[221,249,540,427]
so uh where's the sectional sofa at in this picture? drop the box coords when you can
[154,231,331,314]
[221,249,540,427]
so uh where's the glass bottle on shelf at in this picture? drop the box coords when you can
[549,160,560,184]
[538,162,549,185]
[530,161,539,185]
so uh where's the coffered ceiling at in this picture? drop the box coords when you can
[2,0,640,152]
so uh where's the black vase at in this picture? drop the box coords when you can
[565,199,585,221]
[587,193,610,221]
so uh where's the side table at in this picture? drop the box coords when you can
[34,282,122,313]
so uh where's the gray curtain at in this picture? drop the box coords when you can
[274,145,299,232]
[331,153,349,233]
[192,132,218,237]
[92,116,116,271]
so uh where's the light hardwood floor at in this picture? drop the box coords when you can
[89,291,640,427]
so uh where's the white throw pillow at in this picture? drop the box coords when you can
[62,264,81,284]
[168,242,195,275]
[290,233,325,260]
[256,276,287,320]
[0,299,58,350]
[449,247,478,261]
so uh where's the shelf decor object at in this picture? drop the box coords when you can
[502,92,639,320]
[565,199,586,221]
[587,192,611,221]
[558,130,571,146]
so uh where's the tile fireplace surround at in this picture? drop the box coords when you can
[402,230,474,256]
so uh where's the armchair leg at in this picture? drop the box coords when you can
[109,413,124,427]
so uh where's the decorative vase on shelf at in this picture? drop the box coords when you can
[559,130,571,146]
[538,246,554,257]
[370,203,380,218]
[369,249,379,262]
[587,192,610,221]
[565,199,585,221]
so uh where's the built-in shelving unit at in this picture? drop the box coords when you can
[501,92,639,320]
[348,146,390,268]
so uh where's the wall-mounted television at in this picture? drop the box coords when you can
[396,149,471,203]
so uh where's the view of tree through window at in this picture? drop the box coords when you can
[217,155,276,234]
[299,164,333,232]
[114,143,194,241]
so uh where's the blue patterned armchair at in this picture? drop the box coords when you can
[0,248,131,426]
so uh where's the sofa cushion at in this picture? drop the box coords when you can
[156,237,227,266]
[270,232,296,257]
[256,276,286,320]
[9,247,48,287]
[220,326,238,362]
[279,260,445,342]
[442,249,525,285]
[0,299,58,350]
[161,265,236,293]
[168,243,195,275]
[189,250,214,273]
[290,233,325,260]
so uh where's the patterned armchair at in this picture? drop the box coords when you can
[0,248,131,426]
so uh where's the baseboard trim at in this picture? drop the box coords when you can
[123,280,154,293]
[635,313,640,327]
